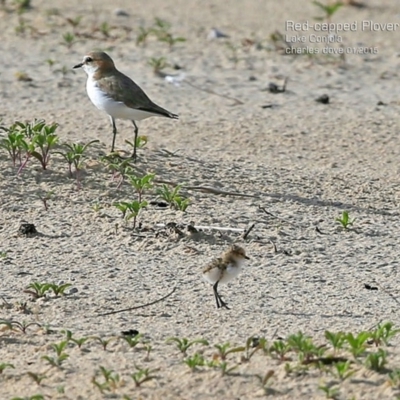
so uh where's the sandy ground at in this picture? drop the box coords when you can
[1,0,400,399]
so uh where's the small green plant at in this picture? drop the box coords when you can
[91,336,118,351]
[99,21,111,37]
[364,349,387,372]
[125,135,148,154]
[48,282,72,297]
[92,366,122,393]
[37,190,54,211]
[166,337,209,356]
[243,337,268,361]
[24,282,52,299]
[214,342,245,361]
[120,333,143,348]
[0,362,14,374]
[335,211,355,229]
[136,26,152,46]
[184,352,205,372]
[269,340,292,361]
[66,15,82,29]
[151,18,186,49]
[156,184,190,211]
[61,32,76,48]
[41,352,69,368]
[313,1,343,24]
[56,140,99,178]
[287,331,324,363]
[148,57,169,74]
[345,331,370,359]
[27,371,47,385]
[30,122,59,169]
[13,0,31,13]
[130,365,158,387]
[114,200,148,228]
[0,129,25,166]
[256,370,275,395]
[329,360,355,381]
[12,396,45,400]
[370,322,400,346]
[211,360,238,376]
[128,172,155,201]
[325,331,346,354]
[51,340,69,356]
[388,369,400,388]
[318,382,340,399]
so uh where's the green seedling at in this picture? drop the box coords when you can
[143,343,152,361]
[41,353,69,368]
[48,282,72,297]
[0,251,7,258]
[100,154,133,189]
[329,360,355,381]
[313,1,343,24]
[0,362,14,373]
[62,32,76,48]
[91,336,118,351]
[66,15,82,29]
[388,369,400,388]
[287,331,325,363]
[24,282,52,299]
[130,365,158,387]
[243,337,268,361]
[365,349,387,372]
[114,200,148,228]
[184,352,205,372]
[120,333,143,348]
[151,17,186,49]
[127,172,155,201]
[370,322,400,346]
[214,342,245,361]
[256,370,275,395]
[56,140,99,178]
[136,26,152,46]
[72,337,89,348]
[10,320,41,334]
[51,341,69,356]
[166,337,209,356]
[0,130,25,166]
[325,331,346,354]
[318,382,340,399]
[345,331,370,359]
[30,122,59,169]
[212,360,238,376]
[125,135,148,155]
[156,184,190,211]
[92,201,103,212]
[148,57,169,75]
[99,21,111,37]
[269,340,292,361]
[92,366,123,393]
[335,211,355,229]
[37,190,54,211]
[27,371,47,385]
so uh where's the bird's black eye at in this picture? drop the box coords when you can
[85,57,93,63]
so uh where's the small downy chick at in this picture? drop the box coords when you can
[202,245,250,309]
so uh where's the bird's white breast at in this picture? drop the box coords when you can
[203,259,245,285]
[85,77,156,121]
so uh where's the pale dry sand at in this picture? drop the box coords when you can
[1,0,400,399]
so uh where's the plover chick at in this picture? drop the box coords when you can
[202,245,250,309]
[73,51,178,161]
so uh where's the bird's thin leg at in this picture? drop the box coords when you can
[213,281,230,310]
[110,117,117,153]
[131,120,139,162]
[213,281,221,309]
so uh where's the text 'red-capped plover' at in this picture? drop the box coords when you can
[202,245,250,309]
[73,51,178,161]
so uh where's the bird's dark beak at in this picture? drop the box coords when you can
[245,256,250,260]
[73,63,83,69]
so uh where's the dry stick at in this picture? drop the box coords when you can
[96,286,177,317]
[184,80,244,106]
[156,223,245,233]
[242,223,256,240]
[258,205,300,227]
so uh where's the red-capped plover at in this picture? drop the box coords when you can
[73,51,178,161]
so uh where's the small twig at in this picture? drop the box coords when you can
[242,223,256,240]
[184,80,244,106]
[269,240,278,253]
[156,223,245,233]
[96,286,177,316]
[186,186,258,198]
[258,206,298,227]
